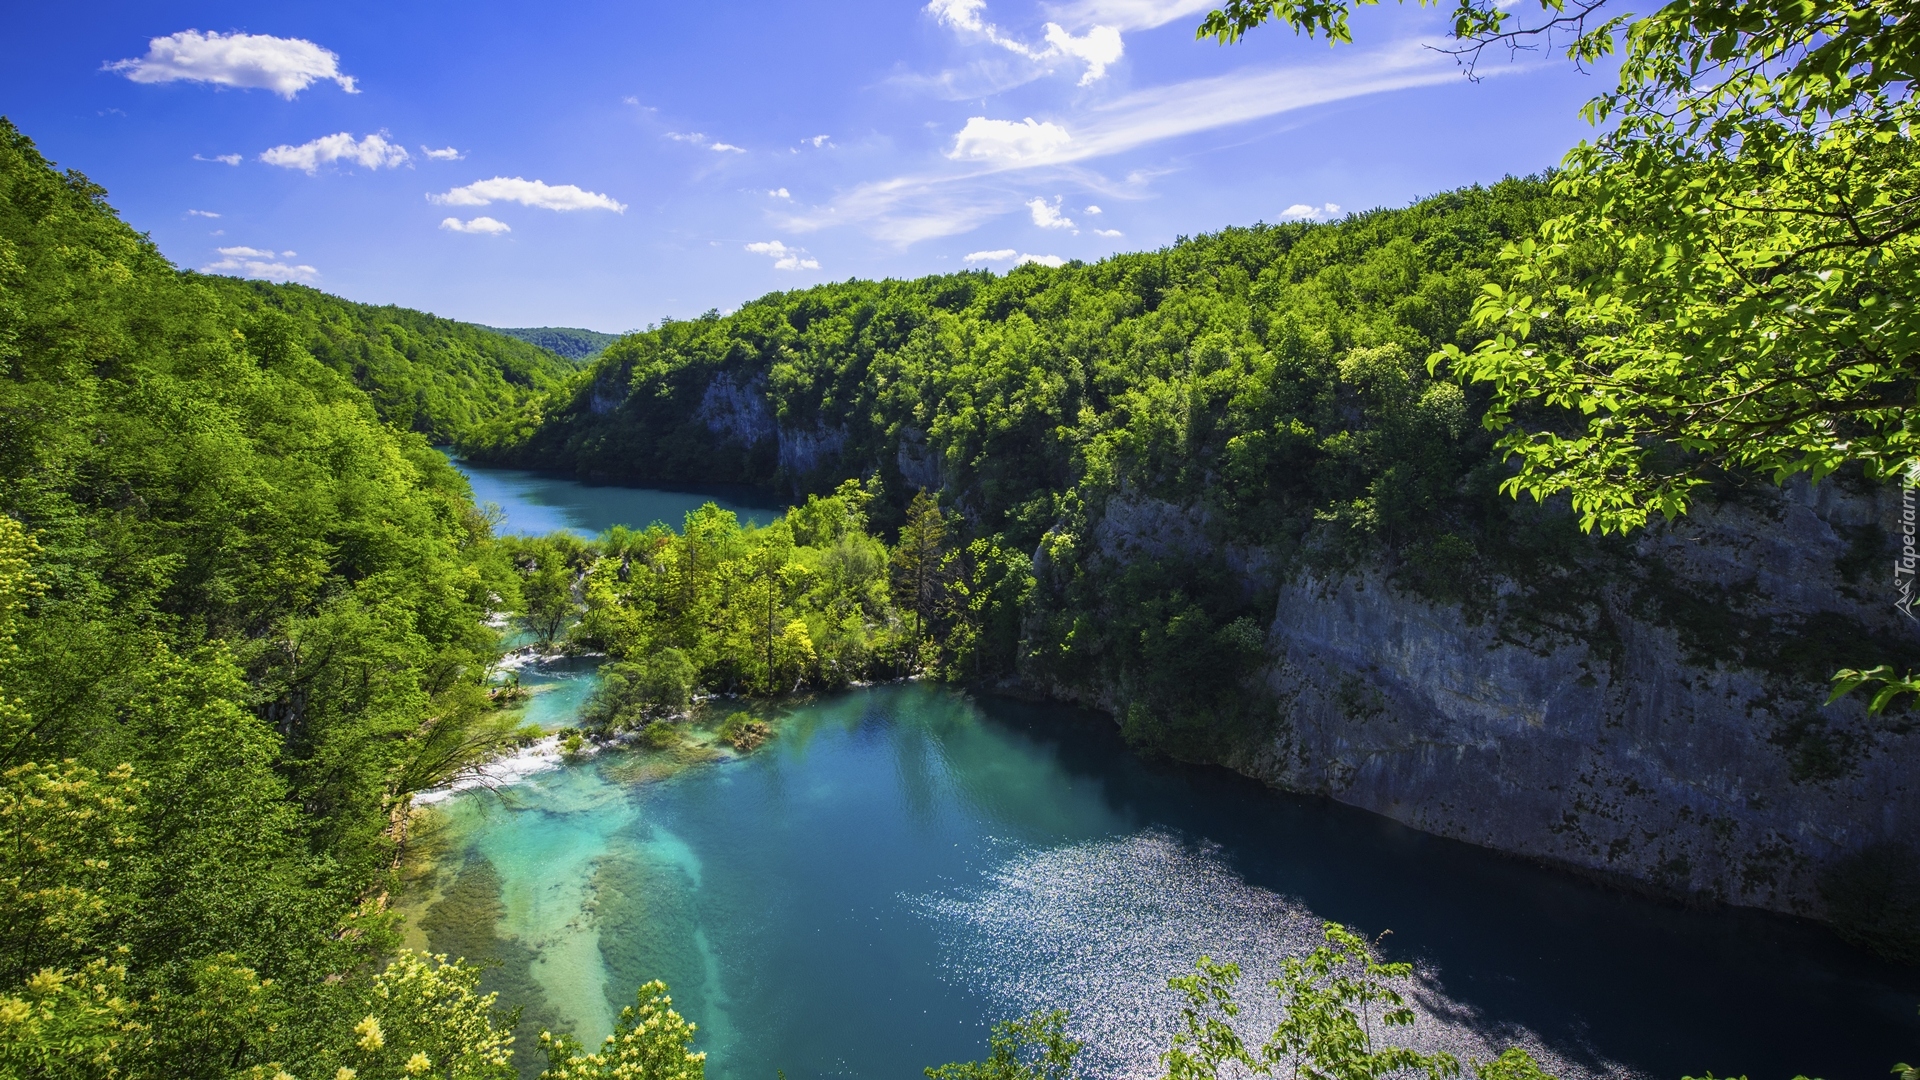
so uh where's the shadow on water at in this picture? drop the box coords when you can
[969,692,1920,1080]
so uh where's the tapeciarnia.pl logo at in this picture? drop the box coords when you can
[1899,462,1919,621]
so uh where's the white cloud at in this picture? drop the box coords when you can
[422,146,464,161]
[203,246,317,281]
[962,249,1063,267]
[927,0,1124,84]
[710,142,746,153]
[769,188,792,199]
[440,216,511,234]
[745,240,820,270]
[1043,23,1123,85]
[1279,202,1343,221]
[281,250,296,257]
[1084,204,1103,214]
[430,177,626,212]
[948,117,1072,165]
[107,30,356,98]
[194,153,242,165]
[807,134,832,147]
[1028,196,1075,230]
[261,132,409,174]
[1094,227,1123,236]
[186,209,220,218]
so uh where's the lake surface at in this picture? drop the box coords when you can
[451,457,786,536]
[408,465,1920,1080]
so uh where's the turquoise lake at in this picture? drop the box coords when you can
[417,459,1920,1080]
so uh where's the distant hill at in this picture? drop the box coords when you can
[487,325,622,361]
[199,277,583,443]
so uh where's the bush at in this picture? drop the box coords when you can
[584,649,697,731]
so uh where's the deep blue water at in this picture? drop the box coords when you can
[412,464,1920,1080]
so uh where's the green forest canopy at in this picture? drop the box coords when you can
[194,277,582,443]
[486,325,621,362]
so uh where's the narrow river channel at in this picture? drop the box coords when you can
[407,457,1920,1080]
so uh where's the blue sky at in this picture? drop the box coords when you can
[2,1,1607,332]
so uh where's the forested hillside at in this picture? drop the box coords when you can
[487,325,620,362]
[460,178,1582,731]
[195,278,580,442]
[0,119,539,1075]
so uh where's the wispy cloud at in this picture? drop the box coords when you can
[1041,0,1214,31]
[194,153,242,165]
[107,30,356,98]
[667,131,746,153]
[769,188,792,199]
[927,0,1123,85]
[261,132,409,174]
[186,209,220,218]
[422,146,464,161]
[202,245,318,281]
[440,216,511,234]
[430,177,626,212]
[745,240,820,270]
[786,42,1466,244]
[964,249,1018,262]
[1094,227,1123,236]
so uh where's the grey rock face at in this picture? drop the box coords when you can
[779,423,848,478]
[896,426,942,494]
[1194,479,1919,916]
[696,373,777,447]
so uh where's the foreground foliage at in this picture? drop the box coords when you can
[0,118,529,1077]
[928,922,1558,1080]
[1199,0,1920,708]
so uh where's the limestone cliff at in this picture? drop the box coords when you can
[1090,480,1919,917]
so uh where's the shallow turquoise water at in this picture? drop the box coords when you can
[418,685,1919,1080]
[417,457,1920,1080]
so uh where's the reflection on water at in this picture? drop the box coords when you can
[407,683,1920,1080]
[447,456,786,536]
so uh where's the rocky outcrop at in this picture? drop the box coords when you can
[1091,482,1920,917]
[896,426,942,494]
[696,373,777,447]
[693,372,848,484]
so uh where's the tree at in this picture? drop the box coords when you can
[584,649,697,731]
[1200,0,1920,704]
[522,555,577,647]
[925,1010,1083,1080]
[893,490,952,654]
